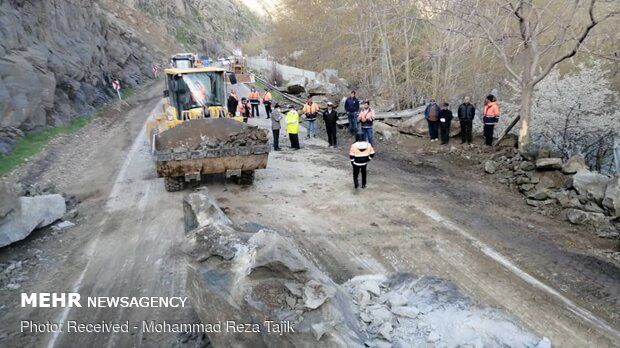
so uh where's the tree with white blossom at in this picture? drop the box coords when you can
[505,61,620,172]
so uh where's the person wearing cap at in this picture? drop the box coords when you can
[438,102,453,145]
[349,133,375,189]
[271,104,283,151]
[322,101,338,147]
[302,97,320,138]
[285,104,301,150]
[358,100,375,145]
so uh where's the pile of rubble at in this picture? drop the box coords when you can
[482,149,619,239]
[154,118,268,151]
[183,190,547,347]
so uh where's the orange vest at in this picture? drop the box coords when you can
[303,102,319,114]
[248,91,260,99]
[484,101,499,116]
[263,91,272,102]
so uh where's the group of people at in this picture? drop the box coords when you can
[424,94,500,146]
[268,91,376,190]
[226,87,273,122]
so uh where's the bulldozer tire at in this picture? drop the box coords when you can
[164,176,184,192]
[239,170,255,185]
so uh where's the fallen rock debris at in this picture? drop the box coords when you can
[183,190,548,347]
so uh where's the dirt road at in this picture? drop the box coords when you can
[1,83,619,347]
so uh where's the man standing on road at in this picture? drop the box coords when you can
[238,97,251,123]
[227,89,238,117]
[249,87,261,117]
[457,96,475,144]
[349,133,375,189]
[262,88,273,119]
[424,98,441,142]
[439,102,453,145]
[344,91,360,136]
[302,97,320,139]
[285,105,301,150]
[323,101,338,147]
[358,100,375,145]
[271,104,283,151]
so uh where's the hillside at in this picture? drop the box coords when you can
[0,0,259,154]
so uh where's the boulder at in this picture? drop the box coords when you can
[397,115,427,136]
[0,182,20,218]
[184,189,365,347]
[562,155,587,174]
[527,190,549,201]
[0,194,66,248]
[519,161,536,171]
[535,158,563,170]
[484,160,499,174]
[564,208,607,225]
[374,122,395,140]
[534,171,566,190]
[573,170,611,204]
[602,178,619,218]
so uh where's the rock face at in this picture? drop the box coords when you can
[0,194,66,248]
[0,0,259,152]
[603,178,619,217]
[573,170,611,204]
[0,0,158,132]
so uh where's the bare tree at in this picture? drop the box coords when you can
[444,0,620,150]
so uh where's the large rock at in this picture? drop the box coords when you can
[374,122,395,140]
[184,189,543,347]
[0,182,20,218]
[573,170,611,204]
[535,158,563,170]
[484,160,498,174]
[184,189,364,347]
[0,194,66,248]
[562,155,587,174]
[602,178,619,217]
[397,115,427,136]
[564,208,607,226]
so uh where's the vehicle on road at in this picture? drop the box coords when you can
[146,55,270,191]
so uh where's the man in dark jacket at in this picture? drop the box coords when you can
[439,102,453,145]
[424,99,441,141]
[227,89,238,117]
[323,102,339,147]
[344,91,360,136]
[457,96,475,144]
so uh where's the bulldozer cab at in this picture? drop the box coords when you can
[163,67,227,122]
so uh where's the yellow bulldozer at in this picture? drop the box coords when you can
[147,54,270,192]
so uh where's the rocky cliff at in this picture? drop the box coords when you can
[0,0,259,155]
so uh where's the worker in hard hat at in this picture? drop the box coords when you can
[285,105,301,150]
